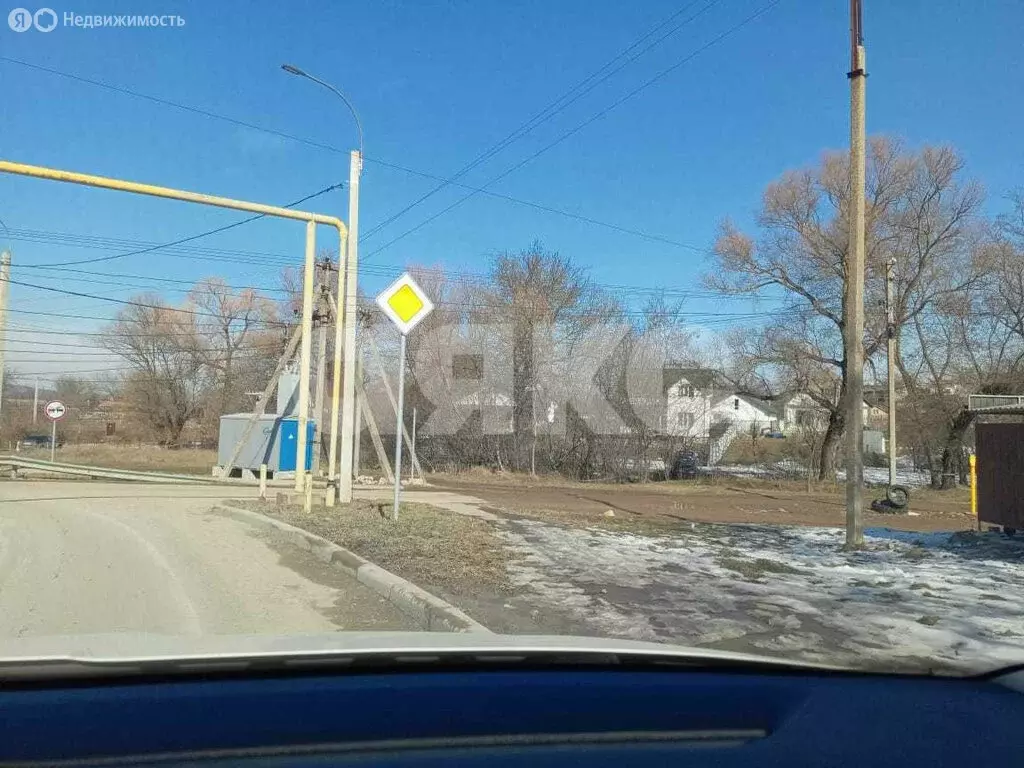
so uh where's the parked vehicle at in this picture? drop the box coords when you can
[19,434,62,449]
[670,450,700,479]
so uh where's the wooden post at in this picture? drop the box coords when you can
[259,464,267,500]
[357,384,394,484]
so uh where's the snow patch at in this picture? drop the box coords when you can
[502,520,1024,672]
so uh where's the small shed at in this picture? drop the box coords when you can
[970,395,1024,531]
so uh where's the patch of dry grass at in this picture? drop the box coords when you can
[237,499,509,598]
[18,444,217,475]
[720,434,802,465]
[499,503,693,536]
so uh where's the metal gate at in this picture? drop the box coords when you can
[975,422,1024,528]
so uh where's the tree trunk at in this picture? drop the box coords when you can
[938,408,974,490]
[928,447,943,489]
[957,447,970,486]
[511,320,534,472]
[817,409,845,481]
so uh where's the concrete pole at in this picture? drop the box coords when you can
[338,149,361,503]
[0,250,10,421]
[885,257,897,487]
[353,346,364,478]
[294,220,317,492]
[313,281,328,477]
[844,0,867,549]
[33,378,39,425]
[326,233,346,508]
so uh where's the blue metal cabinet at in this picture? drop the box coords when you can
[278,418,315,472]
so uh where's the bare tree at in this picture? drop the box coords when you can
[188,277,279,422]
[708,137,984,481]
[101,297,209,446]
[485,243,617,473]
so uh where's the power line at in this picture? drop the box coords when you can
[360,0,720,240]
[361,157,708,252]
[3,277,288,325]
[0,57,705,255]
[16,266,289,295]
[3,225,782,303]
[9,366,133,377]
[2,324,294,340]
[363,0,782,261]
[6,227,295,266]
[0,56,345,155]
[2,270,805,325]
[31,183,344,268]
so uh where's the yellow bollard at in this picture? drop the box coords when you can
[969,454,978,530]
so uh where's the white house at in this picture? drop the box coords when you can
[664,369,779,462]
[663,370,888,463]
[777,392,887,433]
[665,369,774,435]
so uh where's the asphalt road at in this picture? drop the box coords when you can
[0,481,417,638]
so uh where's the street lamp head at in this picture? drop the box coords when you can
[278,63,364,158]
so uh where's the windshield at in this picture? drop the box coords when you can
[0,0,1022,677]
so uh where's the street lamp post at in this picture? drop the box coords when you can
[282,64,362,505]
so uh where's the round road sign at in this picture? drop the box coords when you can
[44,400,68,421]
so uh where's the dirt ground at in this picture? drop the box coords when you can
[426,471,976,533]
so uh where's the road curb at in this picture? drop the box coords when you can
[213,503,490,634]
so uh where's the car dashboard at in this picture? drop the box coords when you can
[1,652,1023,767]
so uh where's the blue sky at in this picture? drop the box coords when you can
[0,0,1022,380]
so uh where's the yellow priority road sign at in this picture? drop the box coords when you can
[375,272,434,335]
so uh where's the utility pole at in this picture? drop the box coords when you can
[0,249,10,421]
[885,257,897,487]
[353,346,364,478]
[33,378,39,425]
[844,0,867,549]
[279,63,363,507]
[337,149,361,503]
[312,263,330,477]
[294,220,317,493]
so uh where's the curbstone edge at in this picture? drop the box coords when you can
[213,503,490,634]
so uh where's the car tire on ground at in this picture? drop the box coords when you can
[886,484,910,509]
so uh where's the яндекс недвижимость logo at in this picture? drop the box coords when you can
[8,7,57,31]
